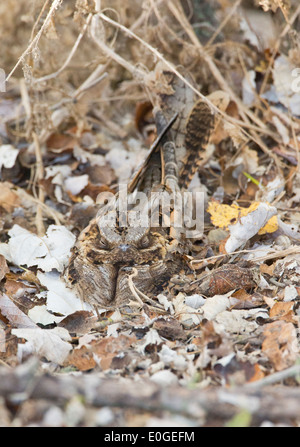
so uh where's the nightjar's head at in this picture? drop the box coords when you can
[78,214,167,266]
[66,199,171,307]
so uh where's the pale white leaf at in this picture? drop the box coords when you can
[73,145,105,166]
[64,174,89,195]
[37,271,94,316]
[137,329,163,354]
[0,144,19,169]
[240,9,276,49]
[172,293,201,327]
[0,224,75,272]
[51,107,70,128]
[242,242,273,261]
[150,370,178,386]
[158,344,187,371]
[284,285,298,302]
[185,294,206,309]
[272,116,290,144]
[28,304,64,325]
[215,352,235,367]
[77,333,97,349]
[225,203,277,253]
[258,177,284,203]
[106,309,122,336]
[258,274,274,290]
[273,55,300,115]
[157,294,174,314]
[41,225,76,271]
[214,308,268,335]
[12,326,72,364]
[45,165,72,183]
[105,144,146,184]
[242,70,256,106]
[277,218,300,241]
[0,292,36,328]
[199,294,231,320]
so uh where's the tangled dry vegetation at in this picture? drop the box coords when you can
[0,0,300,427]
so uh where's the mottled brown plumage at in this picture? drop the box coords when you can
[65,66,217,310]
[180,100,215,189]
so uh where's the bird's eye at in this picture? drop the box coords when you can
[98,239,109,250]
[139,235,150,249]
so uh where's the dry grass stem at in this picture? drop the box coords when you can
[33,12,93,85]
[97,7,279,163]
[127,268,146,306]
[6,0,63,82]
[32,132,46,236]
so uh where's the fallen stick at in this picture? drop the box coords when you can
[1,358,300,424]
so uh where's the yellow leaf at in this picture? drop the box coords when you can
[258,215,278,234]
[207,201,278,234]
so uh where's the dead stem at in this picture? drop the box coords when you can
[244,364,300,389]
[205,0,242,47]
[32,132,46,236]
[96,8,280,162]
[6,0,63,82]
[127,268,145,306]
[91,15,146,81]
[127,268,164,309]
[18,189,64,225]
[33,13,93,85]
[19,79,46,234]
[190,245,300,270]
[29,0,51,43]
[259,4,300,96]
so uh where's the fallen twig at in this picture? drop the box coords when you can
[1,358,300,424]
